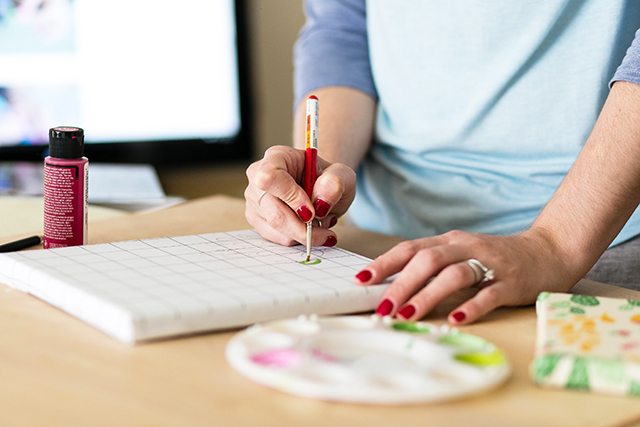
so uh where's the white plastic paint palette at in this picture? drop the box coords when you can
[226,315,510,404]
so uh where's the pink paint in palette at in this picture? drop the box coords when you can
[226,315,511,404]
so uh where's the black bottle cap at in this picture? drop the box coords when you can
[49,126,84,159]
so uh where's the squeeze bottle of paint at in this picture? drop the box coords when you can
[43,126,88,249]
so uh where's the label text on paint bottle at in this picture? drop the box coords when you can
[43,163,87,248]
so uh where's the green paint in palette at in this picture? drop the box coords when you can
[392,321,430,333]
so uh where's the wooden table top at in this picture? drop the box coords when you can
[1,195,638,427]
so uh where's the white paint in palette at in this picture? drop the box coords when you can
[226,314,511,404]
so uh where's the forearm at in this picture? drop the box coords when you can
[292,86,375,169]
[532,81,640,275]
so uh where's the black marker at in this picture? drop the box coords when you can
[0,235,42,253]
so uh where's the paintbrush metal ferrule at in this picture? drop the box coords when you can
[305,222,312,261]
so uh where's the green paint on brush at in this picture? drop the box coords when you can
[299,258,321,265]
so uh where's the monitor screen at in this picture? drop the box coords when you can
[0,0,250,164]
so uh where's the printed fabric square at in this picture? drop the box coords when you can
[531,292,640,397]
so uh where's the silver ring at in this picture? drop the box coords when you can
[257,190,267,206]
[465,258,495,285]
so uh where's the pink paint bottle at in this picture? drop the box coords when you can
[43,126,88,249]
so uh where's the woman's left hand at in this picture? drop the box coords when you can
[354,228,581,324]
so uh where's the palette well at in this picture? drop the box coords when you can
[225,315,510,404]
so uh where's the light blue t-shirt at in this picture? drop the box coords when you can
[294,0,640,245]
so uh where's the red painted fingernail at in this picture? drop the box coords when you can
[329,216,338,227]
[451,311,466,322]
[323,235,337,247]
[355,269,372,283]
[296,205,312,222]
[314,199,331,218]
[397,304,416,319]
[376,298,394,316]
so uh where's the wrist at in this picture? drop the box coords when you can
[521,225,591,285]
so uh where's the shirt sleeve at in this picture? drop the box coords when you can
[610,28,640,87]
[293,0,376,107]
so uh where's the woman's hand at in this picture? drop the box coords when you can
[245,145,356,246]
[354,228,582,324]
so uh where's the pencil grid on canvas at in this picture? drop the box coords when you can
[0,230,386,341]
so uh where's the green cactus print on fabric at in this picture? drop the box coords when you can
[537,292,551,302]
[551,295,599,317]
[532,354,563,381]
[591,358,625,383]
[567,357,590,391]
[533,292,640,398]
[551,300,570,309]
[570,295,600,306]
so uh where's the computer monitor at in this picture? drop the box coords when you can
[0,0,251,165]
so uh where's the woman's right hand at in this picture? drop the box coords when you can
[245,145,356,247]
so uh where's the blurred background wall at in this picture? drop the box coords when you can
[160,0,305,199]
[248,0,305,155]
